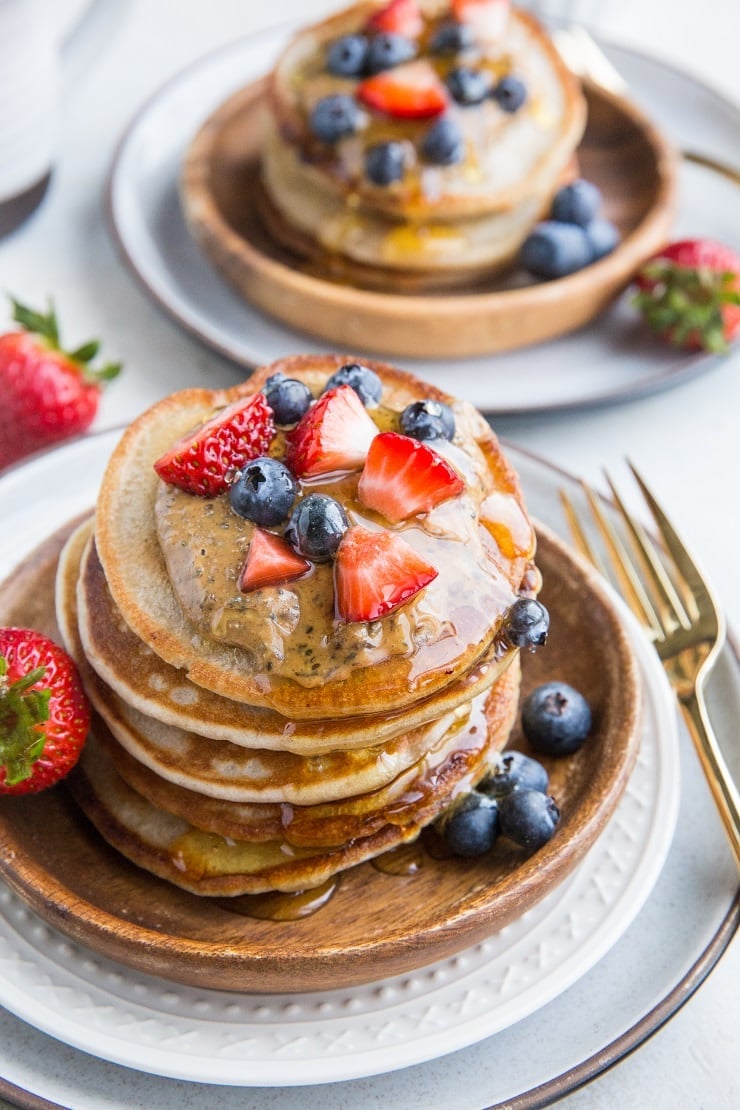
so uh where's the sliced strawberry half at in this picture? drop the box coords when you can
[452,0,510,41]
[239,529,311,592]
[358,431,464,522]
[335,526,438,622]
[367,0,424,37]
[358,61,448,120]
[285,385,377,478]
[154,393,275,497]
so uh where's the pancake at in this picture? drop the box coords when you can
[268,2,586,221]
[93,356,536,720]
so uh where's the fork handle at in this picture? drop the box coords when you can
[680,689,740,871]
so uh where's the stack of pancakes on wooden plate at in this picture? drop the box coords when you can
[55,355,542,896]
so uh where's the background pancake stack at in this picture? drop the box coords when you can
[56,357,539,896]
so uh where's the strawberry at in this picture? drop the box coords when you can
[451,0,510,41]
[335,526,438,622]
[358,431,464,522]
[154,392,275,497]
[357,61,449,120]
[239,528,310,591]
[633,239,740,353]
[0,298,121,472]
[285,385,377,478]
[0,628,90,795]
[367,0,424,37]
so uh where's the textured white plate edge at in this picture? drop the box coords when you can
[0,431,680,1086]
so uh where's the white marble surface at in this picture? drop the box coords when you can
[0,0,738,1106]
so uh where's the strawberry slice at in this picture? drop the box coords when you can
[451,0,510,42]
[358,61,448,120]
[153,393,274,497]
[358,431,464,522]
[285,385,377,478]
[239,529,311,592]
[367,0,424,37]
[335,526,438,622]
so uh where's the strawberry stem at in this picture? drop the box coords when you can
[0,655,50,785]
[634,262,740,353]
[8,295,122,385]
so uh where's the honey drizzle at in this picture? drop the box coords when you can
[217,877,340,921]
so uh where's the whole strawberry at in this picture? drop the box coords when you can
[0,627,90,795]
[633,239,740,353]
[0,298,121,471]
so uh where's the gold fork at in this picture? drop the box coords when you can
[560,462,740,870]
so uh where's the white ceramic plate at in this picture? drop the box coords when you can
[0,430,679,1088]
[105,29,740,417]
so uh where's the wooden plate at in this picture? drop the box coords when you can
[0,519,640,993]
[181,77,677,359]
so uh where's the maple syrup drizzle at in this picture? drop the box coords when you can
[371,842,424,876]
[217,877,340,921]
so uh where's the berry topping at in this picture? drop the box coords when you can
[429,19,475,54]
[478,750,549,797]
[238,529,310,592]
[365,140,407,185]
[228,456,297,527]
[334,525,438,622]
[324,361,383,407]
[633,239,740,353]
[446,66,491,105]
[327,34,369,77]
[551,179,602,227]
[358,431,464,522]
[358,61,448,120]
[285,384,378,478]
[400,398,455,441]
[285,493,350,562]
[153,392,275,497]
[367,0,423,38]
[502,597,549,649]
[498,788,560,850]
[421,115,465,165]
[262,371,313,425]
[309,94,362,143]
[585,218,620,261]
[492,74,527,112]
[444,792,500,857]
[521,682,593,756]
[452,0,510,42]
[520,221,592,279]
[365,32,417,74]
[1,628,90,795]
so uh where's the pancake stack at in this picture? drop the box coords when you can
[57,356,543,896]
[261,0,586,289]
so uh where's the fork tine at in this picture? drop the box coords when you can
[577,481,665,639]
[558,489,607,574]
[627,461,720,626]
[604,472,693,632]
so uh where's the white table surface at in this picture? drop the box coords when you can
[0,0,738,1106]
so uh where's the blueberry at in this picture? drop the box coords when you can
[263,372,313,425]
[309,95,362,143]
[229,457,297,527]
[444,793,499,857]
[585,218,620,261]
[400,398,455,441]
[551,179,602,227]
[429,20,474,54]
[492,75,527,113]
[521,682,593,756]
[285,494,349,561]
[421,116,465,166]
[446,67,490,106]
[520,221,592,279]
[499,789,560,851]
[365,32,416,74]
[365,141,407,186]
[479,751,549,798]
[502,597,549,650]
[325,362,383,407]
[327,34,369,77]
